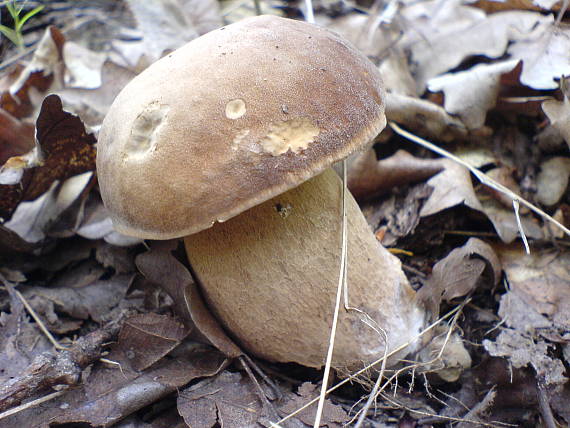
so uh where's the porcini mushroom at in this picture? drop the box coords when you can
[97,15,427,369]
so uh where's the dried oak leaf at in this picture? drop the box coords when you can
[418,238,501,313]
[178,371,275,428]
[542,81,570,151]
[420,159,543,243]
[401,5,548,91]
[112,0,221,70]
[483,245,570,387]
[111,312,190,371]
[347,149,444,201]
[135,240,242,358]
[509,19,570,90]
[0,94,96,245]
[427,60,520,130]
[0,26,64,119]
[386,93,467,142]
[278,382,348,427]
[0,108,35,165]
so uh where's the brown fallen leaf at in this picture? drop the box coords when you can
[0,95,97,246]
[4,345,226,427]
[0,108,35,165]
[111,312,190,371]
[0,26,64,120]
[178,371,276,428]
[483,245,570,387]
[427,60,520,130]
[509,19,570,90]
[420,159,482,217]
[386,93,467,142]
[401,5,548,91]
[278,382,348,427]
[418,238,501,314]
[111,0,222,71]
[347,149,444,201]
[135,240,242,358]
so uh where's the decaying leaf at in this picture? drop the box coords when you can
[178,371,275,428]
[1,27,65,119]
[4,345,226,427]
[347,149,444,201]
[57,60,137,127]
[278,382,348,427]
[62,41,107,89]
[483,245,570,386]
[420,159,482,217]
[508,19,570,90]
[418,238,501,313]
[386,93,467,141]
[427,60,520,129]
[0,95,96,244]
[21,274,133,329]
[402,5,548,91]
[113,312,190,371]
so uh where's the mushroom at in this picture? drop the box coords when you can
[97,15,428,370]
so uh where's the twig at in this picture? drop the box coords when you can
[0,315,124,412]
[0,390,65,421]
[536,379,557,428]
[13,288,68,350]
[389,122,570,240]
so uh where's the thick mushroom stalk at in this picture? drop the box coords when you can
[185,168,426,369]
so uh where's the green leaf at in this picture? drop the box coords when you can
[0,24,18,45]
[16,5,44,31]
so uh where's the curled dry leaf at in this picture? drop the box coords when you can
[420,159,543,243]
[0,95,96,245]
[386,93,467,141]
[418,238,501,314]
[22,274,133,326]
[536,157,570,206]
[420,159,482,217]
[347,149,444,200]
[427,60,520,130]
[135,240,242,358]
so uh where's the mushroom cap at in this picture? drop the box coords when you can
[97,15,386,239]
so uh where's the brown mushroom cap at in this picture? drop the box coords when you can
[97,15,385,239]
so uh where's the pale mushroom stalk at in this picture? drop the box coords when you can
[96,15,429,370]
[184,168,426,369]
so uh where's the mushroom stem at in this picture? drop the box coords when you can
[184,168,427,369]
